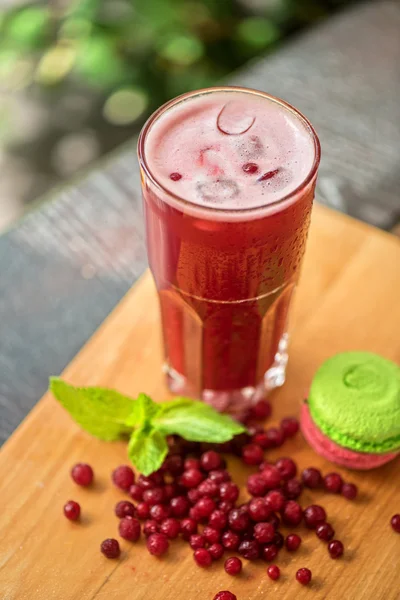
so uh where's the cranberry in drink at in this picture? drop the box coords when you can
[138,87,320,416]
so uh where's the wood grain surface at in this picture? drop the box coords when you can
[1,205,400,600]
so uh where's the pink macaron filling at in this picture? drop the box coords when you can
[300,402,398,470]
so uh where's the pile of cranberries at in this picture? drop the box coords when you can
[63,399,399,597]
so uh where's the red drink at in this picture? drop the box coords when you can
[138,87,320,415]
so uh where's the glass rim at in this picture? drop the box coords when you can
[137,86,321,215]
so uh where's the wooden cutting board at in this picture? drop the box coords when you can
[1,205,400,600]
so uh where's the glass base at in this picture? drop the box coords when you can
[165,333,289,418]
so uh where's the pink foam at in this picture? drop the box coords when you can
[145,90,315,214]
[300,403,398,470]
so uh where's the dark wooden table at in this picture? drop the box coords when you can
[1,0,399,444]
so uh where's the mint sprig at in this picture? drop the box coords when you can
[49,378,133,441]
[50,377,246,475]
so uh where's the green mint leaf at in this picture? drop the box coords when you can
[128,426,168,476]
[154,397,246,443]
[124,393,161,428]
[49,377,134,441]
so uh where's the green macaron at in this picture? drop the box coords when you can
[308,352,400,454]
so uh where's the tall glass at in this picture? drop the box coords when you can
[138,87,320,417]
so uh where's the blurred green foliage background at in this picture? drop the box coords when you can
[0,0,356,228]
[0,0,355,127]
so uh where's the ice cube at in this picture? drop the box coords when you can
[197,179,239,203]
[238,135,265,160]
[197,146,225,177]
[217,103,255,136]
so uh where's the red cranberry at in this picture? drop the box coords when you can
[163,483,178,501]
[266,513,280,529]
[119,517,141,541]
[143,519,159,537]
[238,539,260,560]
[201,451,222,471]
[115,500,136,519]
[71,463,93,486]
[248,399,272,420]
[219,482,239,503]
[283,478,303,500]
[251,432,270,449]
[236,501,248,516]
[196,497,217,519]
[391,514,400,533]
[209,509,228,530]
[316,522,335,541]
[231,432,251,455]
[304,505,327,529]
[265,490,285,512]
[112,465,135,491]
[219,501,235,513]
[189,506,202,522]
[285,533,301,551]
[170,495,190,518]
[242,443,264,466]
[324,472,343,493]
[184,457,201,470]
[204,526,221,544]
[190,534,206,549]
[254,522,275,544]
[180,518,198,540]
[247,473,268,497]
[209,469,231,484]
[188,488,202,505]
[260,465,281,489]
[101,538,120,559]
[129,484,144,501]
[267,564,280,580]
[160,518,181,539]
[280,417,299,437]
[264,427,285,447]
[151,471,165,485]
[282,501,303,526]
[169,172,182,181]
[180,468,204,489]
[273,531,284,549]
[242,162,259,175]
[162,454,184,476]
[341,482,358,500]
[209,542,224,560]
[221,530,240,551]
[213,592,237,600]
[328,540,344,558]
[143,487,166,506]
[248,498,270,522]
[146,532,169,556]
[301,467,323,489]
[137,473,163,490]
[275,457,297,480]
[258,169,280,182]
[198,479,219,498]
[136,502,150,520]
[63,500,80,521]
[296,567,312,585]
[224,556,242,575]
[228,509,250,532]
[194,548,212,567]
[247,424,265,436]
[263,544,278,562]
[150,504,171,522]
